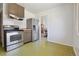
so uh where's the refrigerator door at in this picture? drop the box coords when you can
[32,19,39,41]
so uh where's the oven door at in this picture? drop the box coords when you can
[6,31,22,46]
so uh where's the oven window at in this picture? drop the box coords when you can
[10,34,21,42]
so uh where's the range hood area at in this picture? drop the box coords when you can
[9,14,24,20]
[8,3,24,21]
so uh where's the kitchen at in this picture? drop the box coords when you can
[0,3,39,52]
[0,3,77,56]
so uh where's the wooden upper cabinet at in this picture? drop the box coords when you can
[8,3,24,19]
[8,3,18,16]
[18,5,24,18]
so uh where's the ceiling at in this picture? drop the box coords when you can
[18,3,64,14]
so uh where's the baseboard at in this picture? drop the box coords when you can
[73,48,77,56]
[47,40,78,56]
[73,47,79,56]
[47,39,73,47]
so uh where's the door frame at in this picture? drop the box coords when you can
[39,15,48,40]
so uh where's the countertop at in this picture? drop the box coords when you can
[3,28,32,32]
[20,28,32,31]
[4,30,24,33]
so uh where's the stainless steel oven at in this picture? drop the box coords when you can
[6,31,22,46]
[4,31,23,51]
[3,25,23,51]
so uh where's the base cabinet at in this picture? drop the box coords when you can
[23,30,32,43]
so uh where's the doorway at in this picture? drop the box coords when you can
[41,15,48,40]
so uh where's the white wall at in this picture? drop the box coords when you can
[37,4,74,46]
[3,3,35,29]
[73,3,79,56]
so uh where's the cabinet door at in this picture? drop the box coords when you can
[18,5,24,18]
[8,3,18,16]
[27,19,32,29]
[23,30,32,43]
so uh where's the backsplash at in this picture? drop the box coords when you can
[3,18,25,29]
[3,19,15,25]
